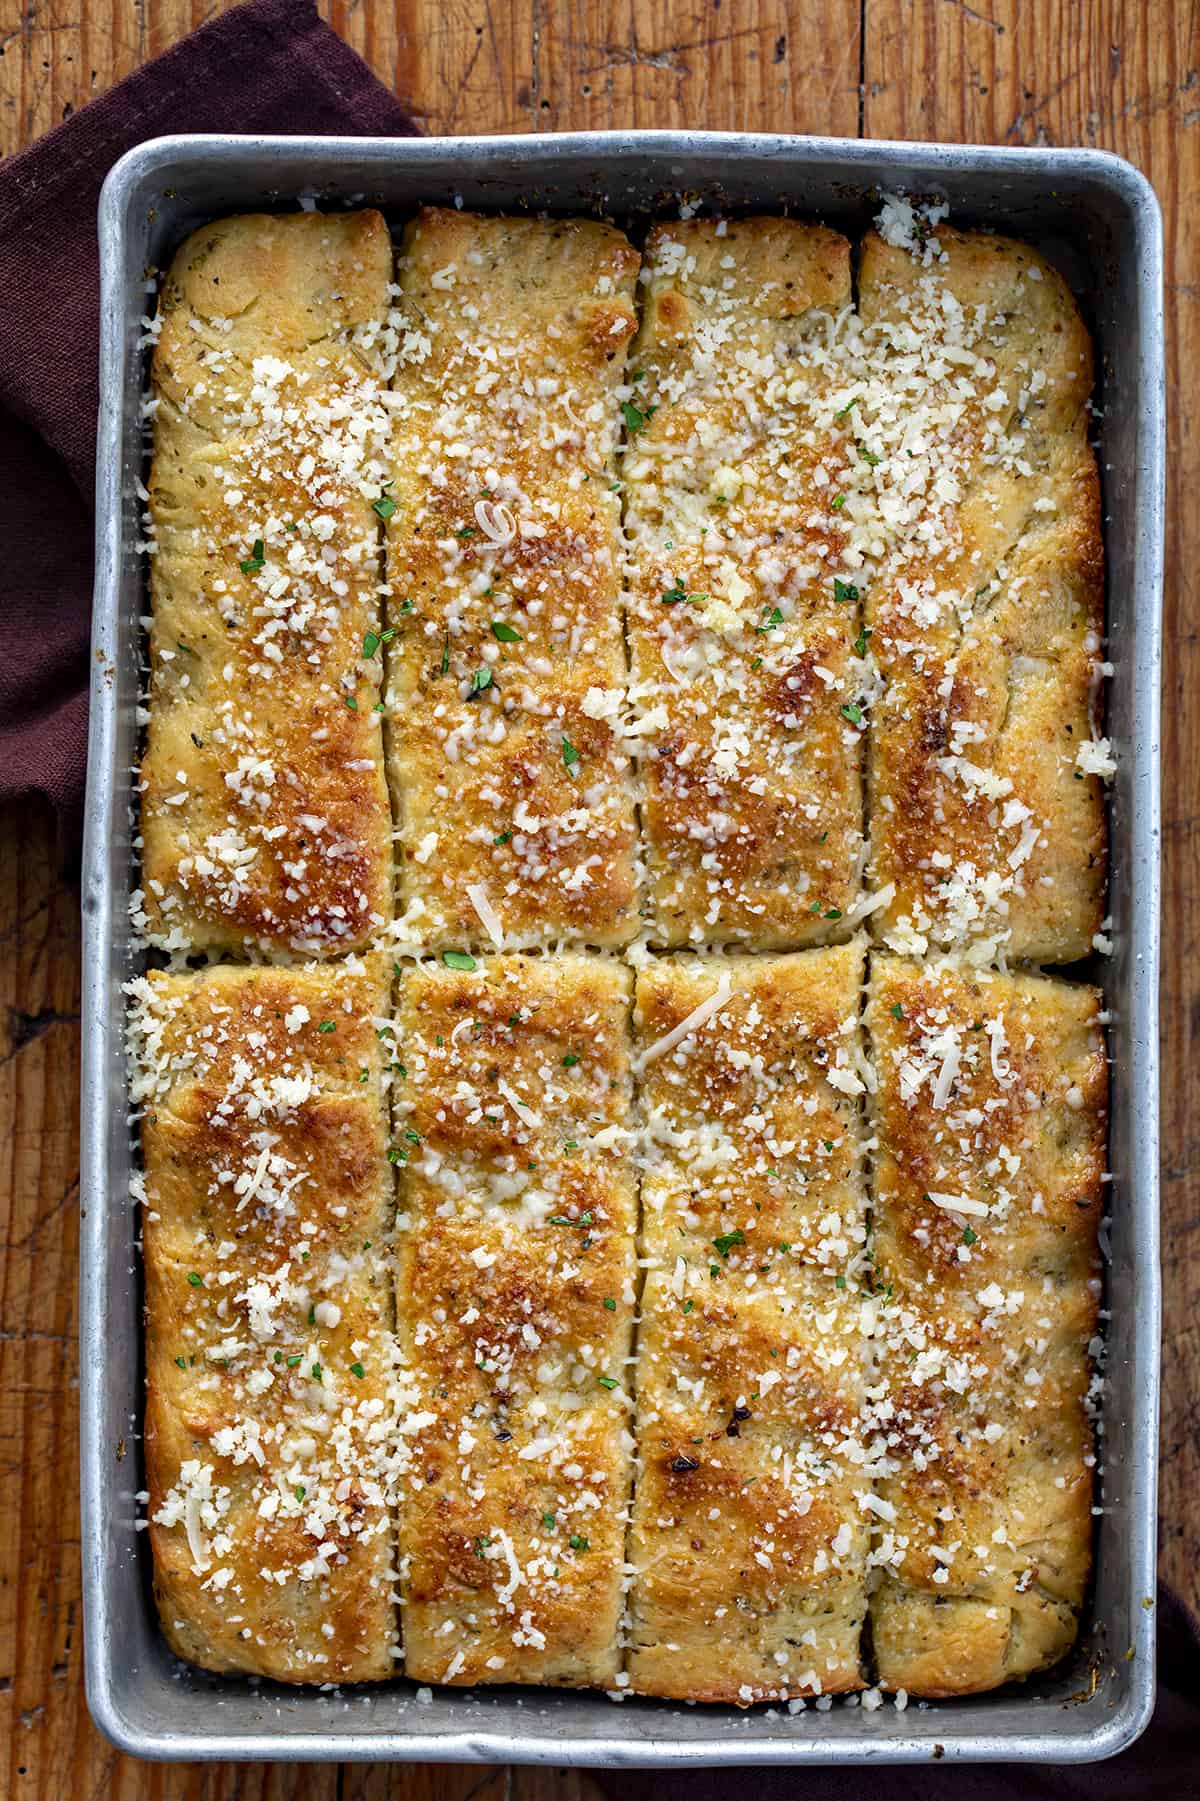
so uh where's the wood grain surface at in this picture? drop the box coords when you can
[0,0,1194,1793]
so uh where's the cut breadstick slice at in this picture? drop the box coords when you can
[386,210,641,952]
[627,943,871,1704]
[866,953,1106,1695]
[392,952,637,1687]
[131,956,398,1683]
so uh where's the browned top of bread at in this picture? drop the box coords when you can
[386,209,640,951]
[626,946,871,1704]
[866,954,1106,1696]
[131,957,398,1683]
[392,954,637,1687]
[622,219,866,949]
[140,211,394,956]
[856,226,1106,964]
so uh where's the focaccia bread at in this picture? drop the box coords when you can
[140,210,395,957]
[385,210,641,952]
[621,219,866,949]
[865,955,1106,1695]
[857,226,1107,964]
[392,953,637,1686]
[130,957,399,1682]
[132,201,1112,1707]
[626,945,871,1702]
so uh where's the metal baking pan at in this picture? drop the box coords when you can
[81,131,1163,1766]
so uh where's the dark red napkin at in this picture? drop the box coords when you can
[0,0,418,864]
[595,1587,1200,1795]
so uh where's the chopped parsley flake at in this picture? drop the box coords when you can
[712,1229,746,1258]
[187,1271,203,1287]
[467,665,493,696]
[317,1020,336,1033]
[442,950,477,971]
[561,734,581,774]
[562,1052,580,1067]
[963,1225,979,1246]
[833,578,859,604]
[491,620,522,642]
[568,1533,590,1552]
[840,702,863,726]
[373,494,397,520]
[597,1376,619,1390]
[239,539,265,574]
[621,399,656,435]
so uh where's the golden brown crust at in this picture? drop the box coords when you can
[386,210,640,951]
[141,211,394,956]
[133,958,398,1683]
[132,205,1111,1704]
[858,227,1107,964]
[865,954,1106,1695]
[393,954,637,1686]
[622,220,866,949]
[627,946,871,1703]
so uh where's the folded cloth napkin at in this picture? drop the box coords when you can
[0,0,417,865]
[596,1586,1200,1796]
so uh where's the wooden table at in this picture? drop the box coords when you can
[1,0,1195,1792]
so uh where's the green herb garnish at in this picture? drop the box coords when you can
[621,399,656,435]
